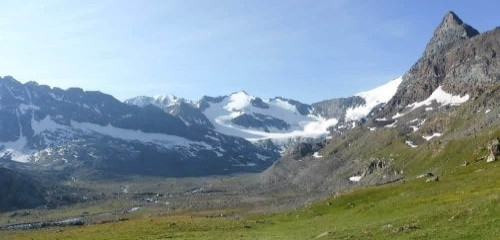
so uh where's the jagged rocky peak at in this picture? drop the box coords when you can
[423,11,479,58]
[125,94,183,109]
[154,94,183,106]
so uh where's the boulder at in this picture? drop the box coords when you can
[426,176,439,182]
[486,150,496,163]
[486,138,499,162]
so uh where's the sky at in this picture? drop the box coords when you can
[0,0,498,103]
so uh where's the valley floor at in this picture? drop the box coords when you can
[1,157,498,239]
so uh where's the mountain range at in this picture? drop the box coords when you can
[0,65,404,177]
[0,11,498,215]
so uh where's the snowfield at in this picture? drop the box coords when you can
[422,133,442,141]
[345,77,402,121]
[202,91,338,142]
[408,86,469,111]
[1,113,212,163]
[349,175,362,182]
[405,140,418,148]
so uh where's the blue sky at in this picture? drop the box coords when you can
[0,0,498,103]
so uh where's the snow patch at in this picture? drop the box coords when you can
[312,152,322,158]
[215,151,224,157]
[385,121,397,128]
[31,116,69,135]
[203,91,338,142]
[70,121,194,147]
[422,133,442,141]
[224,91,253,111]
[256,153,271,161]
[408,86,469,111]
[0,110,32,162]
[18,104,40,114]
[345,77,402,121]
[349,175,362,182]
[405,140,418,148]
[392,112,406,119]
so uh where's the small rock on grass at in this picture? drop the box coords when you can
[316,231,332,238]
[426,176,439,182]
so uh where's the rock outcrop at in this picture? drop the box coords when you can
[378,12,499,117]
[486,138,499,162]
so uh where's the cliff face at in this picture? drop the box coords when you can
[422,11,479,58]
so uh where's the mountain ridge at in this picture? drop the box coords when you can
[0,76,279,177]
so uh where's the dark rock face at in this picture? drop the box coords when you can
[378,13,499,117]
[423,11,479,59]
[164,102,214,129]
[271,97,311,115]
[312,96,365,120]
[198,95,225,111]
[125,96,214,129]
[231,113,290,132]
[0,167,46,212]
[250,98,269,109]
[287,142,324,159]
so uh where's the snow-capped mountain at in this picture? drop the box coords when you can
[260,11,500,195]
[372,11,498,131]
[0,77,279,177]
[199,91,338,142]
[125,95,213,129]
[126,78,404,144]
[124,94,181,109]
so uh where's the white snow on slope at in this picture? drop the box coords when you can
[0,110,32,162]
[422,133,442,141]
[71,121,199,147]
[349,175,362,182]
[30,116,197,148]
[18,103,40,114]
[0,135,30,162]
[203,91,338,142]
[1,114,210,162]
[405,140,418,148]
[392,112,406,119]
[125,94,184,109]
[225,91,254,111]
[408,86,469,111]
[32,115,69,135]
[345,77,403,121]
[313,152,323,158]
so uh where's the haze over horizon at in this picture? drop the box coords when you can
[0,0,498,103]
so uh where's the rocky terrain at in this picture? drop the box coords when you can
[259,11,499,195]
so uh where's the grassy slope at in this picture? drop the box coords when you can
[3,127,499,240]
